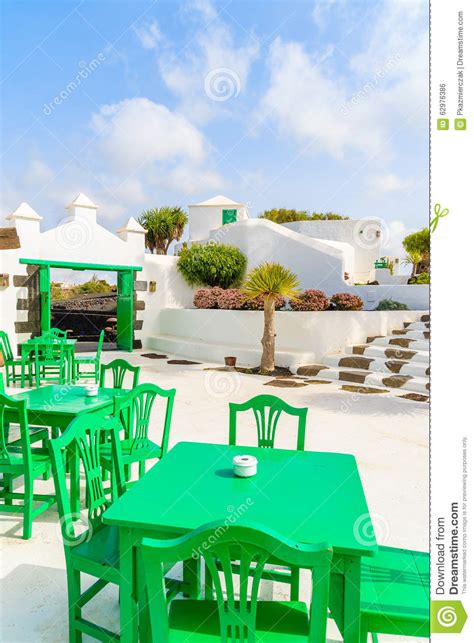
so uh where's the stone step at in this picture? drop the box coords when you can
[322,354,430,377]
[391,329,430,340]
[298,365,429,394]
[347,344,429,363]
[404,321,430,330]
[366,336,429,351]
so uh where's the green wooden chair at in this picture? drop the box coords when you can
[0,372,52,456]
[100,382,175,482]
[73,330,105,383]
[49,410,181,642]
[49,411,126,641]
[99,358,140,389]
[33,335,68,386]
[330,546,429,642]
[0,391,56,539]
[50,327,68,339]
[222,394,308,601]
[0,330,34,386]
[229,394,308,450]
[141,521,333,642]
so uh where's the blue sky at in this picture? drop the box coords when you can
[1,0,428,254]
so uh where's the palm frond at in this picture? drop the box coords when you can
[241,262,301,300]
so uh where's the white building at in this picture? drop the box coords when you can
[187,195,249,242]
[1,192,428,367]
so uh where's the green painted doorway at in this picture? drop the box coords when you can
[20,259,142,352]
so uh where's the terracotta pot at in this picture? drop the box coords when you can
[224,356,237,367]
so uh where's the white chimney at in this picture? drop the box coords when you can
[117,217,146,258]
[66,193,99,225]
[6,202,42,249]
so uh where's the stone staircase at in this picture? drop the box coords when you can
[295,314,430,398]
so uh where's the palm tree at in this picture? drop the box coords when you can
[241,263,301,374]
[402,250,423,278]
[137,207,188,255]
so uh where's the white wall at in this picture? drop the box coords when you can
[0,200,147,347]
[208,218,348,293]
[140,255,194,341]
[148,308,427,369]
[283,219,382,282]
[352,284,429,310]
[189,203,248,241]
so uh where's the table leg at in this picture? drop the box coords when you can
[119,528,138,643]
[343,556,362,643]
[183,557,201,599]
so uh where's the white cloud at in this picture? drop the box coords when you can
[258,38,385,159]
[157,0,259,124]
[134,20,163,50]
[90,98,206,174]
[312,0,337,29]
[259,0,428,160]
[164,164,225,194]
[367,173,414,195]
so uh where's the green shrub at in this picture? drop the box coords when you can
[177,243,247,288]
[259,208,348,224]
[375,299,409,311]
[409,271,430,285]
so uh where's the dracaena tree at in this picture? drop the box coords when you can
[138,206,188,255]
[241,262,301,374]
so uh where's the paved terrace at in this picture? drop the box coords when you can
[1,350,429,642]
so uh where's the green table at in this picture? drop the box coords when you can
[103,441,378,643]
[19,338,77,386]
[5,384,128,513]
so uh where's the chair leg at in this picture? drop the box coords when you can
[42,436,51,480]
[138,461,145,479]
[358,621,369,643]
[67,569,83,643]
[3,474,13,506]
[23,476,34,540]
[290,567,300,601]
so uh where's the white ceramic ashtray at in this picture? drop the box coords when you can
[85,385,99,397]
[233,455,258,478]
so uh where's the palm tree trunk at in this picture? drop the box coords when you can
[260,296,276,374]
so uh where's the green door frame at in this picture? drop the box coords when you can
[19,259,142,352]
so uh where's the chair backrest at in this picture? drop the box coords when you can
[99,359,140,389]
[113,382,175,457]
[96,330,105,360]
[33,335,66,362]
[141,521,332,642]
[0,331,14,362]
[49,328,68,339]
[229,394,308,450]
[49,411,125,548]
[0,392,32,467]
